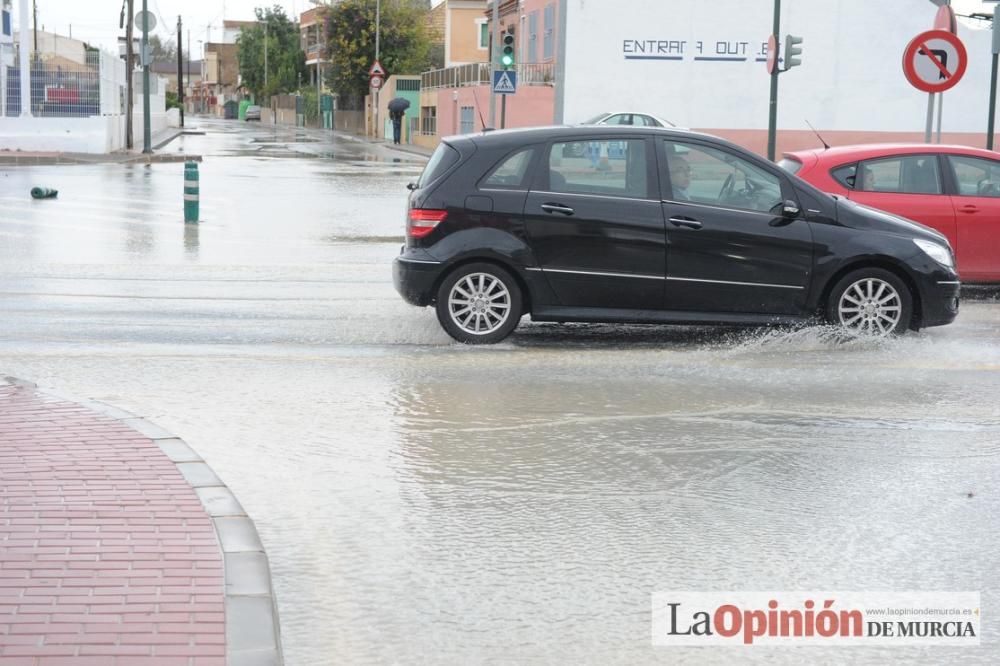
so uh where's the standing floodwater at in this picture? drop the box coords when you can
[0,119,997,665]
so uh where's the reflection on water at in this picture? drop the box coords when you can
[184,222,200,258]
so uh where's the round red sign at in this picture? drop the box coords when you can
[766,35,778,75]
[902,29,967,94]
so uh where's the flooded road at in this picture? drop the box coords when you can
[1,119,998,664]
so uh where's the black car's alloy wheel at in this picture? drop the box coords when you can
[436,263,523,344]
[827,268,913,336]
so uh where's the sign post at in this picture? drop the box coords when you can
[766,0,780,161]
[902,29,968,144]
[369,59,386,138]
[986,1,1000,150]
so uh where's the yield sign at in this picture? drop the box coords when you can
[902,29,967,94]
[369,60,386,77]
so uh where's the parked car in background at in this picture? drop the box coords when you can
[393,126,960,344]
[583,111,675,128]
[779,144,1000,283]
[245,105,262,121]
[560,112,679,158]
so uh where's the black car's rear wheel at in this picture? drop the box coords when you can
[436,263,522,344]
[826,268,912,336]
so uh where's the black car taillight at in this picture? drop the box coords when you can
[408,209,448,238]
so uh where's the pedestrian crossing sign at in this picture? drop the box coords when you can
[493,70,518,95]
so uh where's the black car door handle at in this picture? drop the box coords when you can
[669,216,703,230]
[541,203,575,216]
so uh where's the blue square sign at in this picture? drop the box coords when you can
[493,70,518,95]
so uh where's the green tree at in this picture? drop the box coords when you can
[237,5,307,99]
[324,0,434,107]
[148,35,177,63]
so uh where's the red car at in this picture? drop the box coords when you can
[779,144,1000,283]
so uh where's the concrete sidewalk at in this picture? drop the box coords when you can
[0,380,281,665]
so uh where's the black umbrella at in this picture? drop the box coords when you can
[387,97,411,114]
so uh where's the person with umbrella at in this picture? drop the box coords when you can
[388,97,410,145]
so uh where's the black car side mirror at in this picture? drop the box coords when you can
[782,200,801,218]
[406,183,418,191]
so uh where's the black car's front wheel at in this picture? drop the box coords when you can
[435,263,522,344]
[826,268,913,336]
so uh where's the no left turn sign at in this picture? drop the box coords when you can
[902,29,967,94]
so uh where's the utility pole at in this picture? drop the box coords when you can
[125,0,134,148]
[141,0,151,153]
[187,28,190,112]
[374,0,380,139]
[31,0,36,62]
[766,0,781,161]
[489,0,498,128]
[17,0,30,116]
[177,15,184,128]
[264,19,268,90]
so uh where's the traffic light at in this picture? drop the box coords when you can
[500,28,516,69]
[784,34,803,71]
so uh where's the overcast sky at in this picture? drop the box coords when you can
[14,0,996,56]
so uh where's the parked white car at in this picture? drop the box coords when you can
[583,111,676,128]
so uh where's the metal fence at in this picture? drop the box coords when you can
[2,48,125,118]
[421,62,556,91]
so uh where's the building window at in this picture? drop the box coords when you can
[543,4,555,60]
[421,106,437,135]
[477,19,488,50]
[528,12,538,63]
[460,106,475,134]
[2,10,10,37]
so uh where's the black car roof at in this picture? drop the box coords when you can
[444,125,717,150]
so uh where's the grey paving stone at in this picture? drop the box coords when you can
[214,516,264,552]
[227,596,278,651]
[85,401,137,420]
[228,648,281,666]
[196,486,245,517]
[175,462,223,488]
[156,438,203,463]
[120,417,176,440]
[225,552,272,596]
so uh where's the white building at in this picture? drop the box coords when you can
[555,0,997,155]
[0,0,139,153]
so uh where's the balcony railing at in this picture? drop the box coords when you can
[421,62,556,91]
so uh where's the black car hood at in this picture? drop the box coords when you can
[836,198,950,246]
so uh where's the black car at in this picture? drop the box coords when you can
[393,126,960,344]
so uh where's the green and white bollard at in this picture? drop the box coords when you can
[184,161,200,223]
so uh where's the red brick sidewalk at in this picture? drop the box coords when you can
[0,384,225,665]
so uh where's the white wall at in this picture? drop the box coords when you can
[0,115,126,152]
[559,0,996,135]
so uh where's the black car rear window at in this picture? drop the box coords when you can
[418,143,460,188]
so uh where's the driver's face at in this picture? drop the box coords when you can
[669,158,691,189]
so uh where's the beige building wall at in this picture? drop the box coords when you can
[446,2,488,66]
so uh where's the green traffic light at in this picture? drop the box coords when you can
[501,54,514,67]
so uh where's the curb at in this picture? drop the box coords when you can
[2,376,284,666]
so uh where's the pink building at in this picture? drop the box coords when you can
[415,0,559,150]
